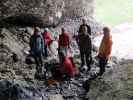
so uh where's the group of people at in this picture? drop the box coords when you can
[29,18,113,79]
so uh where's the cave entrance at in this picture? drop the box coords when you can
[94,0,133,59]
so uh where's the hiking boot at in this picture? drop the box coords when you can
[83,80,91,92]
[97,71,104,76]
[87,65,91,72]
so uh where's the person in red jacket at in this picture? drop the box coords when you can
[58,52,79,77]
[42,28,53,57]
[58,28,70,57]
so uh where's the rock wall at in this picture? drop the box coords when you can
[0,0,94,26]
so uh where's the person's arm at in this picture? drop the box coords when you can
[29,36,33,50]
[29,36,35,55]
[105,39,113,58]
[40,35,45,54]
[29,37,32,49]
[58,35,61,49]
[87,25,91,35]
[67,34,71,48]
[78,25,83,33]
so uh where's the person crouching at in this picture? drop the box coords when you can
[58,52,79,79]
[29,27,45,77]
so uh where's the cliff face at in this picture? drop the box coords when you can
[0,0,94,26]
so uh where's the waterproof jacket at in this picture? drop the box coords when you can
[77,33,92,53]
[58,33,70,48]
[78,24,91,35]
[59,57,79,77]
[98,34,112,59]
[30,33,45,55]
[43,32,52,46]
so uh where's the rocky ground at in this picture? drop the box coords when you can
[87,59,133,100]
[0,52,117,100]
[1,53,132,100]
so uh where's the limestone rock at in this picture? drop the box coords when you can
[0,0,94,26]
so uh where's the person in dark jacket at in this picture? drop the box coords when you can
[77,22,92,71]
[29,27,45,74]
[78,18,91,36]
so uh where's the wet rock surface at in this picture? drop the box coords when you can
[86,60,133,100]
[0,0,94,26]
[0,54,117,100]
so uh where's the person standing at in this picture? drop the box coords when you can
[98,26,113,76]
[58,28,70,57]
[42,28,53,57]
[29,27,45,76]
[77,18,92,71]
[79,18,91,36]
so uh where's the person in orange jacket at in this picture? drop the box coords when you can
[98,26,113,76]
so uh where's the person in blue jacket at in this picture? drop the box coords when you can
[29,27,45,75]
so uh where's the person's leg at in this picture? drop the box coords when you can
[80,51,85,67]
[33,55,39,67]
[85,51,92,71]
[98,57,108,76]
[38,53,43,66]
[38,53,44,74]
[89,51,93,64]
[34,54,42,79]
[48,41,56,57]
[36,56,41,74]
[44,45,48,58]
[65,47,68,57]
[34,53,42,74]
[88,41,93,64]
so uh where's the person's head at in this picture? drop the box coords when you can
[61,28,66,34]
[34,27,40,35]
[44,28,49,33]
[82,18,87,24]
[103,26,111,36]
[82,26,88,34]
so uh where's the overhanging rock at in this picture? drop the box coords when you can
[0,0,94,26]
